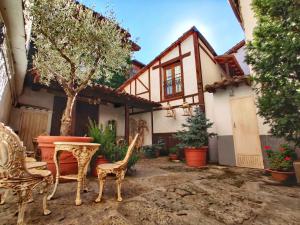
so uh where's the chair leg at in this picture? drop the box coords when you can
[0,190,9,205]
[116,178,123,202]
[95,171,106,203]
[16,190,29,225]
[42,180,51,216]
[17,201,27,225]
[115,170,125,202]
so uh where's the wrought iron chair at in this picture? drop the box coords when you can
[0,157,47,205]
[95,134,139,202]
[0,123,52,225]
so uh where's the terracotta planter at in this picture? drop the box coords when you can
[37,136,93,176]
[293,160,300,184]
[184,147,208,167]
[266,169,295,182]
[169,154,178,161]
[92,156,109,177]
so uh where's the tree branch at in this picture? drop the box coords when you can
[47,67,73,95]
[40,30,76,80]
[75,56,100,93]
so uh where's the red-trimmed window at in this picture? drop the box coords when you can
[163,62,183,99]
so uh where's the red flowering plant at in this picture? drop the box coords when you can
[265,144,297,171]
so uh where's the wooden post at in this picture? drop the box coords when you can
[125,104,129,144]
[151,110,154,144]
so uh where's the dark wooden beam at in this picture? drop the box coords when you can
[125,104,129,144]
[152,52,191,70]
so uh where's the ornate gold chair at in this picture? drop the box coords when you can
[0,123,53,225]
[95,134,139,202]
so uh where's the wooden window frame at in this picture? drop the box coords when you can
[163,62,184,100]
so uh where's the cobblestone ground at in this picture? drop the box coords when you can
[1,157,300,225]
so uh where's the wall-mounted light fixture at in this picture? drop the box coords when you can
[181,101,192,116]
[88,98,101,105]
[163,102,176,118]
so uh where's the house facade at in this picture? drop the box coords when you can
[117,26,244,160]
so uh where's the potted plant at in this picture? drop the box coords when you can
[265,145,297,182]
[174,107,216,167]
[87,120,116,176]
[31,0,132,175]
[169,147,178,161]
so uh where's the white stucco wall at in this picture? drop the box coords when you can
[239,0,257,41]
[182,36,198,95]
[233,46,250,75]
[212,84,270,136]
[99,104,125,137]
[18,87,54,110]
[199,40,223,86]
[0,82,12,123]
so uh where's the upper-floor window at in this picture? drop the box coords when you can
[163,62,183,99]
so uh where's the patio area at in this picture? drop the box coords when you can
[1,157,299,225]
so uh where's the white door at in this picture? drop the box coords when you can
[230,96,264,169]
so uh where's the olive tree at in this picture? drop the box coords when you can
[30,0,132,135]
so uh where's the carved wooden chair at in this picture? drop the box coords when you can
[95,134,139,202]
[0,123,52,225]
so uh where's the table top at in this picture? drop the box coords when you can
[54,142,100,146]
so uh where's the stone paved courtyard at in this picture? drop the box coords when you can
[1,157,300,225]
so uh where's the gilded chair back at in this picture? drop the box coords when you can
[118,134,139,169]
[0,123,28,179]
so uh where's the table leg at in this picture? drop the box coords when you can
[47,151,61,200]
[76,157,88,206]
[82,163,89,192]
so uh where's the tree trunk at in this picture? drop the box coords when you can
[60,94,77,136]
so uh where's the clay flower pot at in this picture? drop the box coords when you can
[184,146,208,167]
[169,153,178,161]
[37,136,93,176]
[92,155,109,177]
[266,169,295,182]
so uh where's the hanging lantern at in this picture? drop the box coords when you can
[163,102,176,118]
[181,101,192,116]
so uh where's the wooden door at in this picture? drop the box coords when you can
[74,101,98,136]
[19,107,50,152]
[50,96,99,136]
[230,96,264,169]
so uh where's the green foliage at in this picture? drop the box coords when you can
[142,145,157,158]
[87,119,139,170]
[169,146,178,154]
[87,119,116,160]
[246,0,300,147]
[30,0,132,89]
[142,138,165,158]
[109,144,139,170]
[174,107,216,148]
[264,144,297,171]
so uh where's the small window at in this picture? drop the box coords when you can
[163,62,183,99]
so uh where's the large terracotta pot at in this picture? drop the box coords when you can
[266,169,295,182]
[184,146,208,167]
[92,155,109,177]
[293,161,300,184]
[37,136,93,176]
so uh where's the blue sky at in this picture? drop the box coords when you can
[81,0,244,64]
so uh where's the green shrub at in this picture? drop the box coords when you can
[174,107,216,148]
